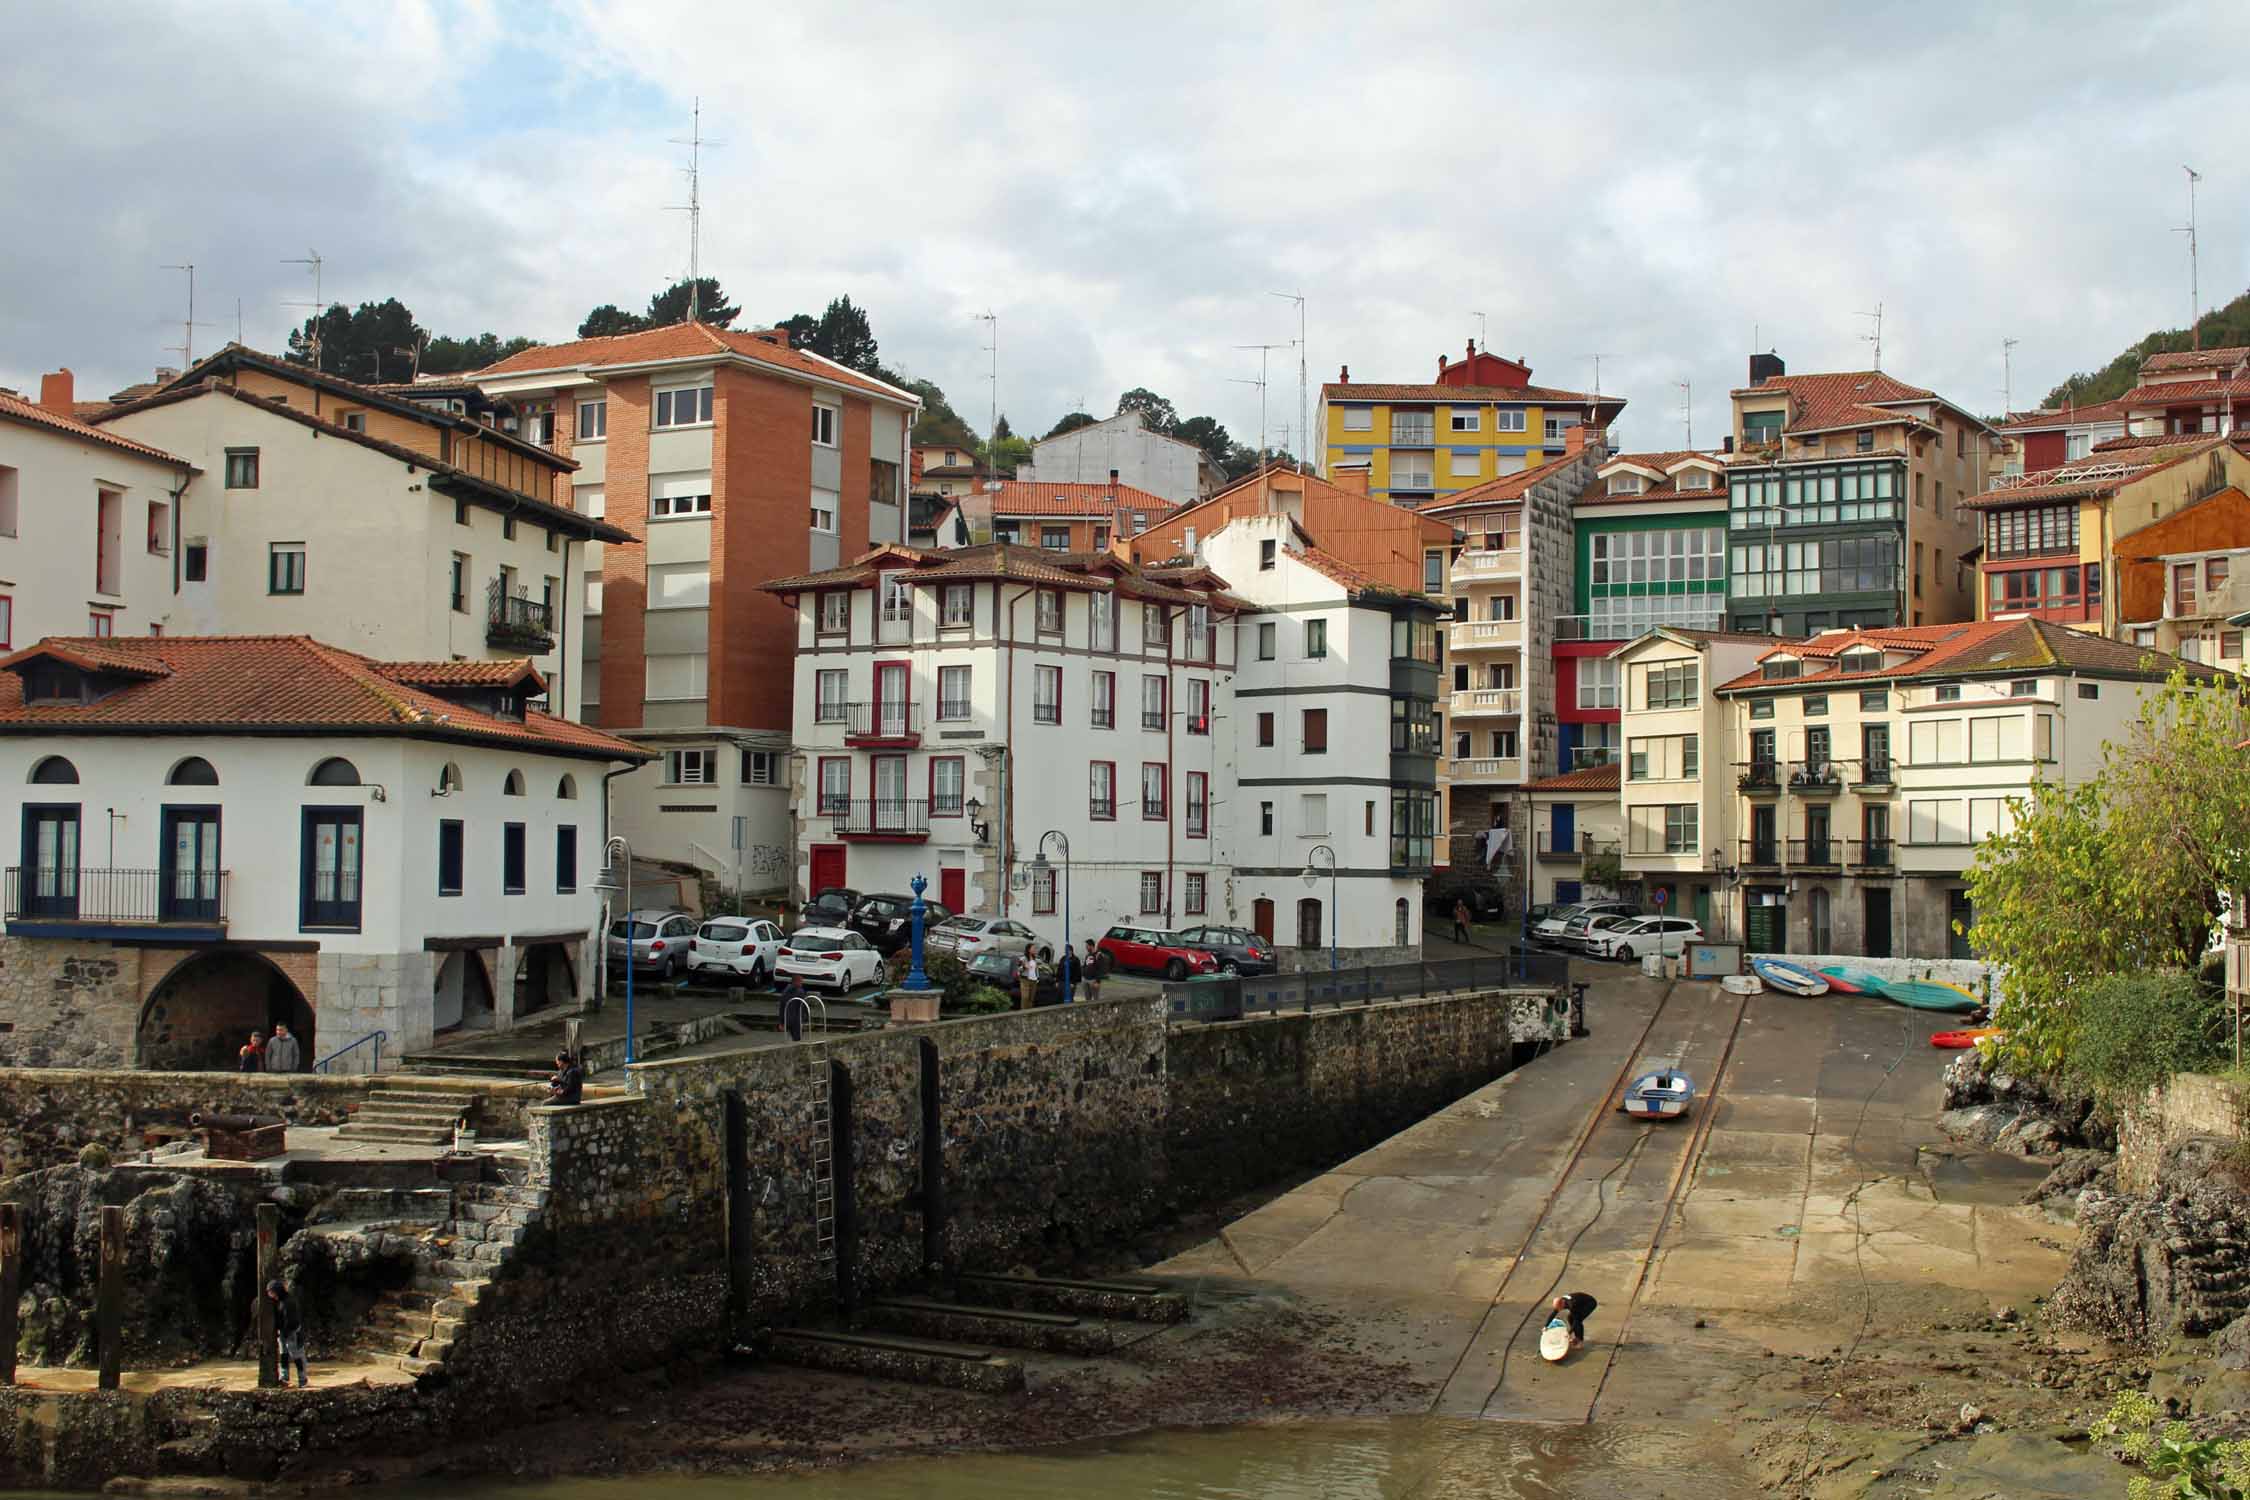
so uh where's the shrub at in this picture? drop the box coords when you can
[948,985,1015,1016]
[2091,1388,2250,1498]
[2066,970,2229,1103]
[77,1142,112,1169]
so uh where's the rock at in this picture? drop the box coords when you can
[1958,1402,1984,1431]
[2052,1138,2250,1344]
[1997,1306,2020,1323]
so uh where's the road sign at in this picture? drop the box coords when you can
[1654,888,1667,907]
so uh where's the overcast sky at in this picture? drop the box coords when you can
[6,1,2245,454]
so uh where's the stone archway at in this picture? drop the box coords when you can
[138,951,315,1071]
[513,942,576,1020]
[432,949,497,1035]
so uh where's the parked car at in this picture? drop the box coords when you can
[606,909,697,979]
[1095,924,1221,982]
[800,887,861,928]
[688,917,784,984]
[1175,924,1276,976]
[1524,902,1566,930]
[926,914,1050,961]
[1592,916,1703,962]
[848,892,954,954]
[775,926,884,991]
[1424,871,1507,923]
[1560,911,1637,953]
[964,950,1061,1004]
[1534,900,1639,946]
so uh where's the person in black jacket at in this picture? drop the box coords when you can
[1552,1291,1598,1347]
[544,1050,584,1106]
[267,1280,309,1387]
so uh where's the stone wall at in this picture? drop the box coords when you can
[2119,1072,2249,1195]
[0,938,138,1069]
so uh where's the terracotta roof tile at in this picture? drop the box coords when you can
[379,659,545,689]
[0,636,650,761]
[1576,449,1728,507]
[1322,381,1625,409]
[986,479,1176,518]
[0,389,193,468]
[2119,377,2250,406]
[2142,346,2250,375]
[1714,618,2212,692]
[1523,762,1620,793]
[1965,436,2226,508]
[472,323,918,406]
[1418,453,1600,514]
[1998,398,2134,432]
[1728,369,1946,435]
[1290,546,1421,603]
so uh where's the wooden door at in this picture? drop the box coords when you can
[1251,898,1275,943]
[939,866,965,912]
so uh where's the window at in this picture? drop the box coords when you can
[183,544,206,582]
[1424,550,1443,592]
[1627,734,1697,780]
[1143,604,1170,649]
[810,487,838,533]
[1449,409,1480,433]
[502,822,526,895]
[815,669,848,722]
[931,758,965,816]
[1141,763,1167,819]
[437,819,464,897]
[224,448,259,488]
[1141,675,1167,730]
[145,499,169,555]
[301,807,363,930]
[653,385,714,427]
[1260,539,1277,570]
[2226,630,2245,660]
[1187,604,1212,660]
[503,515,517,541]
[1260,801,1275,835]
[1495,409,1527,433]
[1803,695,1828,716]
[1641,661,1698,709]
[1664,804,1698,853]
[1186,679,1210,734]
[1091,670,1115,729]
[650,491,712,518]
[941,585,974,628]
[1139,871,1164,915]
[2010,678,2038,698]
[1184,872,1207,915]
[1606,472,1645,495]
[2174,562,2197,614]
[268,542,306,594]
[0,464,15,535]
[1304,618,1327,658]
[665,749,715,785]
[1935,684,1961,702]
[811,404,838,447]
[448,553,469,613]
[817,758,850,815]
[1257,622,1276,660]
[1186,772,1208,837]
[937,665,971,720]
[555,825,578,893]
[1040,526,1070,551]
[645,652,707,700]
[1392,615,1438,663]
[574,399,607,441]
[1036,588,1063,634]
[1303,708,1328,753]
[2209,557,2231,592]
[1257,711,1275,747]
[1089,595,1114,651]
[1032,863,1057,914]
[1342,407,1373,432]
[1451,450,1482,477]
[742,750,777,785]
[1576,659,1619,710]
[87,612,113,637]
[2078,682,2100,700]
[818,591,851,635]
[1033,664,1062,724]
[1299,792,1328,835]
[1089,762,1116,819]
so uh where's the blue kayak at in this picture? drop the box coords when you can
[1818,966,1979,1013]
[1751,957,1830,995]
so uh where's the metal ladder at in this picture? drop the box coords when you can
[805,998,835,1258]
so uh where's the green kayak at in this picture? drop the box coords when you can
[1818,967,1979,1013]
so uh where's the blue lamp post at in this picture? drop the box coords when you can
[1033,830,1072,1002]
[899,872,934,991]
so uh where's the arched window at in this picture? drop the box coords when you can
[308,757,360,787]
[502,769,526,797]
[1296,897,1323,949]
[436,763,464,795]
[167,756,219,786]
[1809,886,1832,953]
[1395,898,1410,947]
[29,755,78,785]
[556,774,577,800]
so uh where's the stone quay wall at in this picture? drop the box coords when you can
[2120,1072,2250,1195]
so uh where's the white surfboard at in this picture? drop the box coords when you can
[1539,1323,1572,1362]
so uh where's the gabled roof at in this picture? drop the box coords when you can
[1579,449,1728,507]
[1290,546,1425,605]
[0,636,650,762]
[0,388,194,469]
[2142,346,2250,376]
[986,479,1175,518]
[2118,377,2250,407]
[1965,435,2228,509]
[381,659,547,690]
[1606,625,1778,661]
[1523,762,1620,794]
[1713,618,2213,692]
[761,542,1246,609]
[1730,369,1984,438]
[1998,398,2134,432]
[470,322,918,406]
[1417,454,1597,515]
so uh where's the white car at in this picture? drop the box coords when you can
[1593,916,1703,962]
[689,917,783,984]
[926,914,1052,962]
[775,926,883,991]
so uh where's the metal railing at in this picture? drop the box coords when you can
[1788,760,1842,793]
[1091,707,1115,729]
[1740,839,1783,868]
[487,576,554,649]
[1788,836,1842,867]
[842,701,923,740]
[1141,708,1166,730]
[1855,758,1896,786]
[313,1030,386,1075]
[828,799,930,836]
[1162,949,1572,1023]
[5,866,230,925]
[1554,598,1727,641]
[1537,832,1618,862]
[1088,798,1116,819]
[1390,419,1436,445]
[1856,838,1896,867]
[1738,761,1780,792]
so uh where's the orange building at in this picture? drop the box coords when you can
[1124,466,1454,595]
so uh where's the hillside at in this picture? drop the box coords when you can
[2043,286,2250,407]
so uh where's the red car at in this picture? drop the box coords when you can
[1095,924,1222,982]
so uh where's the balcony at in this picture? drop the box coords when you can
[1537,833,1617,864]
[6,866,230,939]
[827,799,930,841]
[1450,618,1523,651]
[1739,839,1783,871]
[1450,547,1522,582]
[1854,758,1896,791]
[842,701,923,748]
[1449,687,1522,718]
[1446,755,1524,784]
[487,577,554,653]
[1788,760,1842,795]
[1854,838,1896,868]
[1390,419,1436,447]
[1788,837,1842,870]
[1141,708,1166,731]
[1554,598,1728,642]
[1738,761,1781,794]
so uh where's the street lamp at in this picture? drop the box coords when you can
[1707,846,1739,945]
[590,835,636,1064]
[965,795,990,845]
[1303,842,1339,974]
[1030,829,1073,1001]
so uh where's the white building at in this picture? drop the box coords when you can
[1522,762,1623,910]
[1018,411,1227,505]
[0,636,648,1072]
[0,377,198,643]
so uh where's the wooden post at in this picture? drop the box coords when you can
[96,1205,123,1390]
[255,1202,279,1388]
[0,1202,20,1386]
[564,1018,584,1066]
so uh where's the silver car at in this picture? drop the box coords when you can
[606,908,695,978]
[925,914,1051,962]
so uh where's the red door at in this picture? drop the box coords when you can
[1252,898,1275,944]
[808,843,846,900]
[939,866,965,911]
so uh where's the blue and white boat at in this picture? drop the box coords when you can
[1621,1069,1695,1119]
[1751,957,1831,996]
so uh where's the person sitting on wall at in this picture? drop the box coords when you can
[544,1049,584,1107]
[238,1031,265,1072]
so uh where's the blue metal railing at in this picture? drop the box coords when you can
[313,1030,386,1074]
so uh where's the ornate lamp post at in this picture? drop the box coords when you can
[1030,829,1072,1001]
[1303,842,1339,974]
[898,872,934,992]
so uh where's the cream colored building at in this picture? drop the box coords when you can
[1523,762,1622,909]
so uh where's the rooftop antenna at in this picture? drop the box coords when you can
[234,298,243,345]
[2001,336,2019,417]
[158,263,212,368]
[1471,311,1487,352]
[281,249,325,368]
[1270,290,1306,472]
[2176,164,2202,348]
[1676,378,1693,449]
[667,99,723,323]
[1587,354,1607,446]
[1858,301,1884,371]
[392,331,430,382]
[975,311,998,474]
[1234,342,1288,467]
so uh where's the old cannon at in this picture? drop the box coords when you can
[190,1110,289,1162]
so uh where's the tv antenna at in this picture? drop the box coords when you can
[975,311,998,466]
[668,98,724,323]
[1235,342,1288,465]
[1858,301,1884,371]
[2001,336,2019,417]
[1471,311,1487,351]
[158,263,213,368]
[1676,378,1692,449]
[282,249,326,368]
[1270,290,1306,472]
[2176,164,2202,348]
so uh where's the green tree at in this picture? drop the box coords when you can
[285,298,425,382]
[991,412,1014,443]
[1116,387,1179,434]
[1044,411,1097,439]
[2041,283,2250,408]
[908,378,979,449]
[644,277,740,329]
[986,434,1031,473]
[770,296,890,379]
[1172,413,1231,468]
[576,304,644,338]
[420,333,540,376]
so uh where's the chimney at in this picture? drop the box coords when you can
[1565,424,1589,456]
[1339,363,1349,383]
[154,366,180,385]
[1466,339,1477,361]
[38,369,74,413]
[1723,435,1735,454]
[1109,468,1119,485]
[1437,353,1448,376]
[1749,351,1785,387]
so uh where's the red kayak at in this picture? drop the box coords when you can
[1930,1028,2002,1049]
[1819,973,1869,994]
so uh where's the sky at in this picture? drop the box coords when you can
[6,1,2247,455]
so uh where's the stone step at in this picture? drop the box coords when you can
[446,1220,526,1249]
[462,1182,549,1209]
[952,1272,1189,1324]
[763,1328,1024,1394]
[349,1106,472,1129]
[358,1326,422,1357]
[395,1354,446,1378]
[398,1055,551,1081]
[334,1123,456,1144]
[410,1273,489,1301]
[860,1297,1124,1355]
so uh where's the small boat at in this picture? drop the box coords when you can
[1930,1028,2003,1049]
[1720,973,1764,996]
[1875,979,1980,1014]
[1620,1068,1695,1118]
[1815,966,1874,994]
[1751,957,1830,996]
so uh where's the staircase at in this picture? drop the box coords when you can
[356,1180,547,1376]
[335,1086,484,1145]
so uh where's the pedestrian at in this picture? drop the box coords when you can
[1552,1291,1598,1347]
[264,1022,301,1074]
[543,1049,583,1106]
[1058,944,1082,1003]
[238,1031,265,1072]
[1018,950,1041,1011]
[778,974,810,1041]
[1453,898,1472,944]
[1081,939,1104,1001]
[267,1280,309,1388]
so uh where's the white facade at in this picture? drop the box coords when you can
[1019,412,1223,505]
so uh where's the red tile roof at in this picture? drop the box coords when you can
[1713,618,2210,693]
[2119,378,2250,407]
[986,479,1175,518]
[1729,370,1949,435]
[381,659,546,689]
[1322,381,1624,410]
[472,323,917,406]
[1999,398,2133,432]
[1523,762,1620,793]
[1418,452,1600,514]
[1577,450,1728,506]
[2142,346,2250,375]
[0,637,650,761]
[0,389,193,469]
[1965,436,2227,508]
[1290,546,1423,603]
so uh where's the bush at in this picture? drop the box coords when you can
[77,1142,112,1170]
[2091,1388,2250,1498]
[949,986,1015,1016]
[2066,970,2229,1103]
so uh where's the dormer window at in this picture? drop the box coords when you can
[1761,659,1801,680]
[1606,473,1645,495]
[22,664,81,705]
[1839,649,1882,674]
[1676,469,1712,491]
